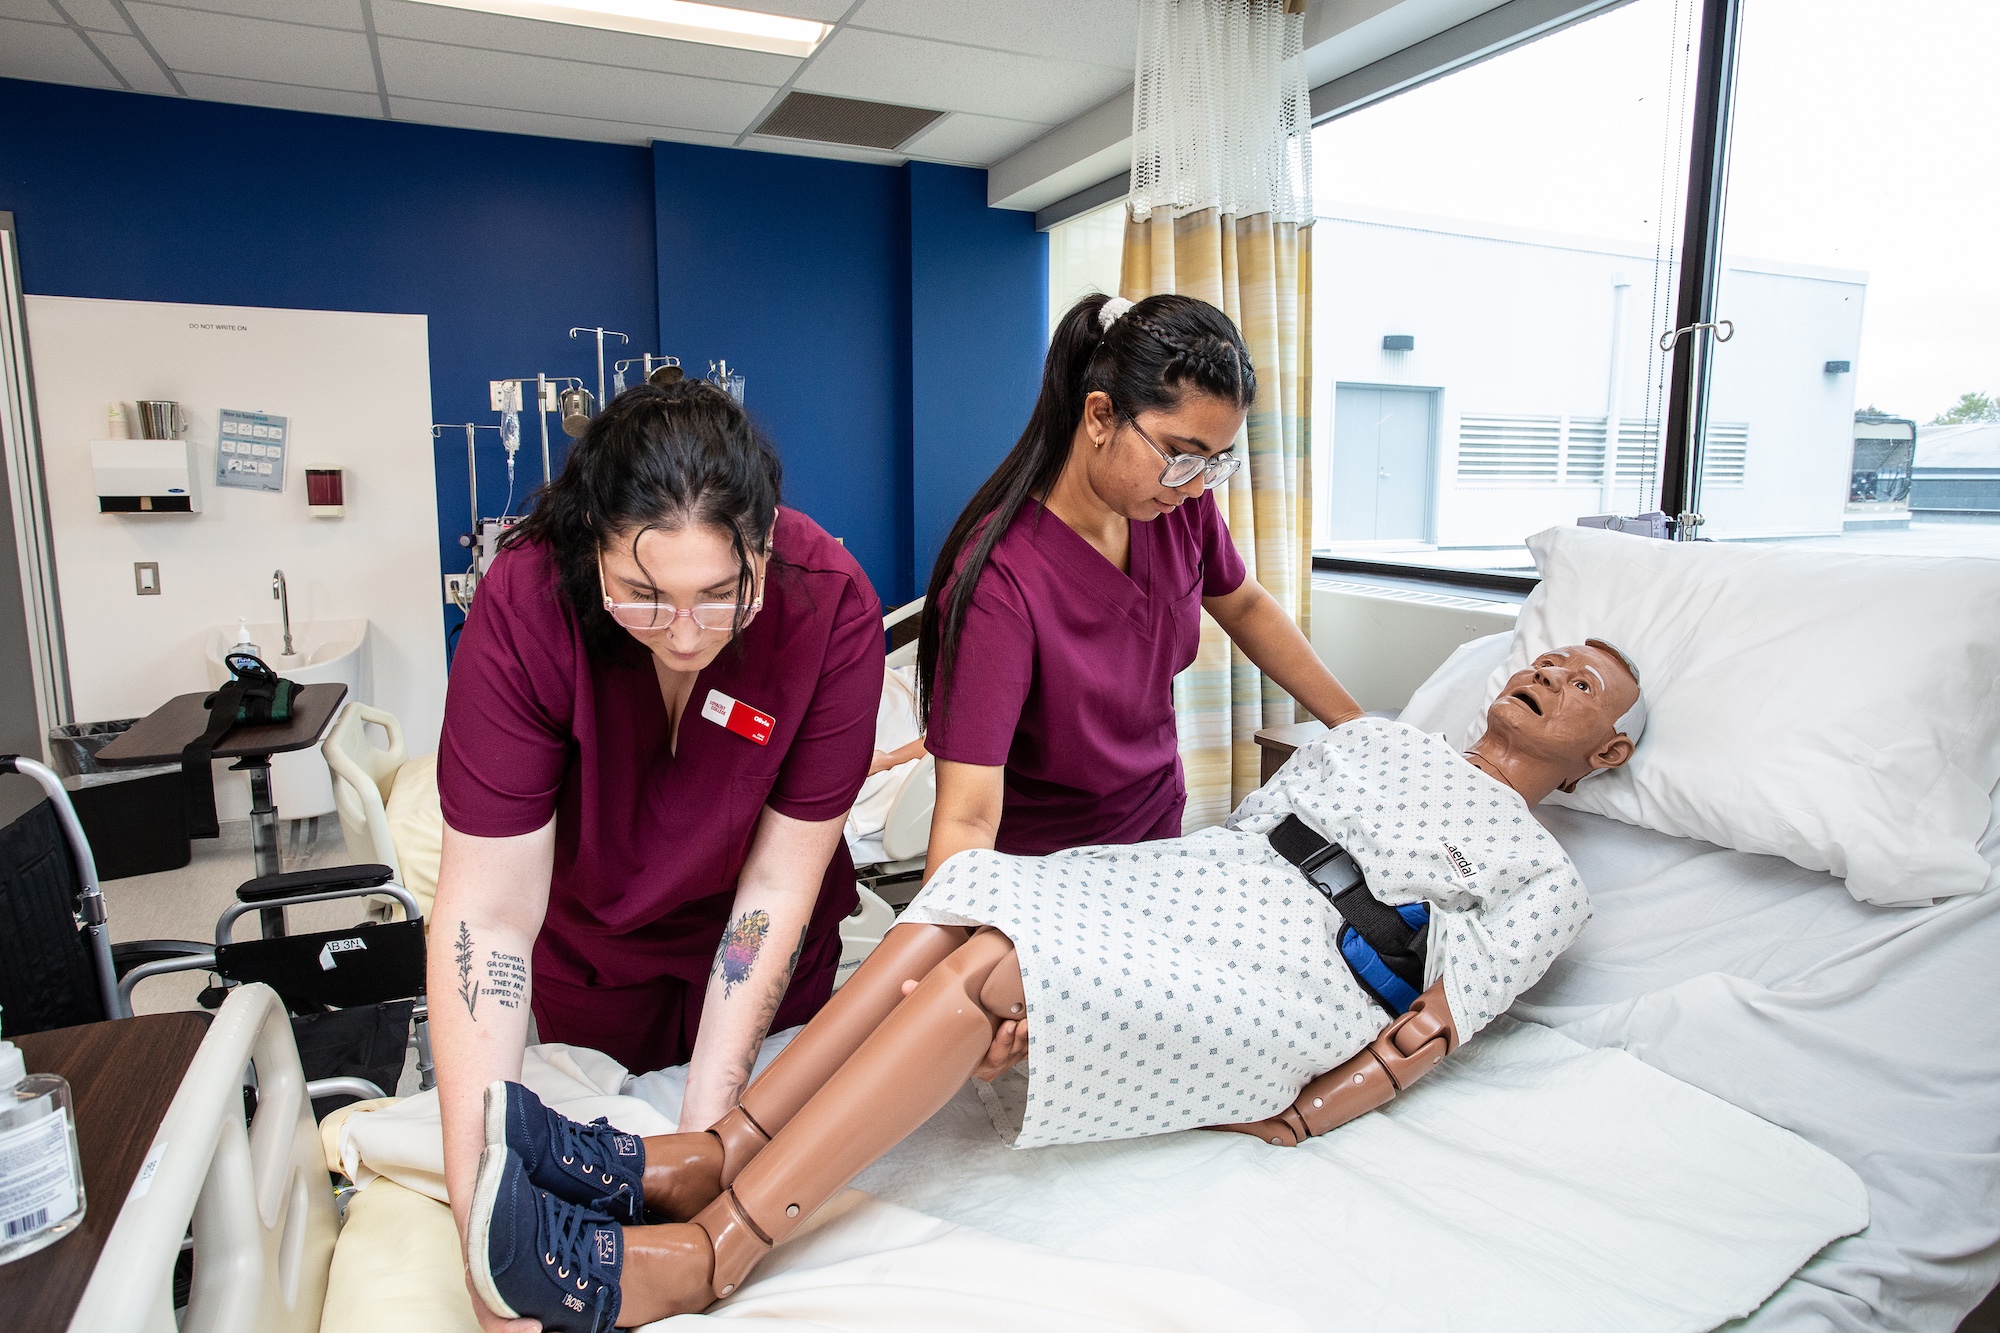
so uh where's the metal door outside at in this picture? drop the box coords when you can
[1328,384,1437,543]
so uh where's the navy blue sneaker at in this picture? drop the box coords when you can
[486,1079,646,1224]
[469,1145,623,1333]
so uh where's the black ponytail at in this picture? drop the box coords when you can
[917,291,1255,720]
[502,379,782,662]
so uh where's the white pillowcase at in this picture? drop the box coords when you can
[1470,525,2000,906]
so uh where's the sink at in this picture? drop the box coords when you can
[204,619,371,820]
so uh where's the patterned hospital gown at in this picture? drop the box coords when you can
[900,717,1590,1148]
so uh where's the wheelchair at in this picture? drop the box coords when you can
[0,754,432,1108]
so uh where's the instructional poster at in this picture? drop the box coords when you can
[215,408,288,492]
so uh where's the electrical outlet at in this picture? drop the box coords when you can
[443,573,470,607]
[489,380,521,412]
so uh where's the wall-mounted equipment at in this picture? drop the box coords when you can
[93,439,202,513]
[1382,335,1416,352]
[306,467,345,517]
[1825,360,1852,374]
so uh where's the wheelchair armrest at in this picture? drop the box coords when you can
[112,939,214,978]
[116,949,220,1018]
[237,864,394,904]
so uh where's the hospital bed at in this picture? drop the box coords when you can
[59,543,2000,1330]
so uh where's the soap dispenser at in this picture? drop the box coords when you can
[0,1006,86,1265]
[236,617,261,660]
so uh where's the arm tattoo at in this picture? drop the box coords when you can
[454,921,479,1018]
[713,909,772,999]
[452,922,528,1020]
[711,922,810,1098]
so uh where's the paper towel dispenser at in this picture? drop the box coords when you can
[93,439,202,514]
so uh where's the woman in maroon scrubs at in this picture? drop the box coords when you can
[428,383,881,1283]
[919,292,1363,876]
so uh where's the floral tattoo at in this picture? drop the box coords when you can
[454,920,479,1018]
[714,910,771,999]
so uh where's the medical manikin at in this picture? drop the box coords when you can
[466,642,1645,1330]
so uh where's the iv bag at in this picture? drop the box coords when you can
[500,408,520,454]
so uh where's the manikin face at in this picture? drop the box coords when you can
[1078,389,1247,521]
[1480,643,1641,785]
[599,522,765,675]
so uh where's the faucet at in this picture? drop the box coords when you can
[272,570,294,656]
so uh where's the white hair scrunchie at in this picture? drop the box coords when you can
[1097,296,1134,332]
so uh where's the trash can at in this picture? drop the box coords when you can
[48,720,191,880]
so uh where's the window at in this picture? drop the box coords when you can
[1702,0,2000,557]
[1047,200,1126,338]
[1309,0,1701,576]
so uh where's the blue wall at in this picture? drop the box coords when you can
[908,163,1047,586]
[654,142,911,601]
[1,77,1047,629]
[0,77,658,651]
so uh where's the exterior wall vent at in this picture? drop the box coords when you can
[753,92,943,150]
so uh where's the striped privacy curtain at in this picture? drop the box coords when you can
[1124,211,1313,825]
[1122,0,1316,827]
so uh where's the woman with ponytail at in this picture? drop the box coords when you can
[917,292,1364,879]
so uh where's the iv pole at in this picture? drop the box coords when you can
[569,327,630,412]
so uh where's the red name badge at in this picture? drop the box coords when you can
[701,688,774,746]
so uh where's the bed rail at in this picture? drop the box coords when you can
[68,982,337,1333]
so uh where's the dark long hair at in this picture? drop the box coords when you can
[917,292,1256,718]
[502,379,781,662]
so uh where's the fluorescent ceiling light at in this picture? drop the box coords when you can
[409,0,830,58]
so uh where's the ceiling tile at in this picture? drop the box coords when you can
[53,0,129,29]
[0,16,124,87]
[370,1,798,85]
[130,0,363,27]
[378,38,772,135]
[124,2,380,90]
[87,29,180,93]
[724,0,849,20]
[175,70,385,116]
[849,0,1135,70]
[387,94,737,147]
[901,111,1052,167]
[795,26,1129,124]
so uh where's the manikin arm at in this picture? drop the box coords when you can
[1213,981,1459,1146]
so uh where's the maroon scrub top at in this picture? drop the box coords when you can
[438,507,882,1073]
[926,491,1246,855]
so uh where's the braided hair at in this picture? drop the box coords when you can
[917,292,1255,720]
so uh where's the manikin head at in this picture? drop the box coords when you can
[1466,640,1645,807]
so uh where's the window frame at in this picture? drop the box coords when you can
[1300,0,1744,590]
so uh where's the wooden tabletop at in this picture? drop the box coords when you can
[93,683,347,767]
[1254,719,1329,785]
[0,1012,211,1333]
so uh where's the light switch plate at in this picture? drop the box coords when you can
[134,561,160,595]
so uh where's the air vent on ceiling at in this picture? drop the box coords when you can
[753,92,943,150]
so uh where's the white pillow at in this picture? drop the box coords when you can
[1482,525,2000,906]
[1399,631,1513,745]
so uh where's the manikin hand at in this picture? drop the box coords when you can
[901,977,1027,1080]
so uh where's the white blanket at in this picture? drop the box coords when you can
[837,1018,1865,1333]
[332,1041,1294,1332]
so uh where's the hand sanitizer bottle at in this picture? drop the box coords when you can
[0,1007,86,1265]
[236,617,261,660]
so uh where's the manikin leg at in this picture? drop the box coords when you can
[635,922,970,1219]
[615,928,1021,1323]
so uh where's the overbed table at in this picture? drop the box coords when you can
[1254,718,1328,784]
[0,1012,211,1333]
[95,683,347,936]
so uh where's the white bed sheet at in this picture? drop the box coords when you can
[1513,806,2000,1331]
